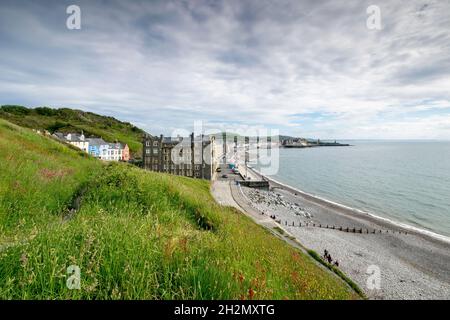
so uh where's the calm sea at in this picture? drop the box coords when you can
[258,141,450,238]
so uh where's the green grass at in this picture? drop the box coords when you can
[0,119,103,243]
[307,250,366,299]
[273,226,285,235]
[0,119,359,299]
[0,105,145,157]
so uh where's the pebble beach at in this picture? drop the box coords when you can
[239,169,450,299]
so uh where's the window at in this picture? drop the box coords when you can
[146,141,150,147]
[153,141,158,147]
[146,149,150,154]
[153,149,158,154]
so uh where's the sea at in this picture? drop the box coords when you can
[255,141,450,239]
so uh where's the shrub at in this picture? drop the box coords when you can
[47,121,68,133]
[0,105,31,115]
[35,107,57,116]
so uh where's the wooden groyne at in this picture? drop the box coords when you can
[272,218,409,235]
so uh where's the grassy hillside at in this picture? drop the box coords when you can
[0,105,145,157]
[0,119,359,299]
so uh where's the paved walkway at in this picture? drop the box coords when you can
[211,179,303,246]
[239,165,260,181]
[229,182,280,229]
[210,180,240,210]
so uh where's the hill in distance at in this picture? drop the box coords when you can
[0,105,146,158]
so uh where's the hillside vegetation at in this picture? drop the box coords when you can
[0,105,145,157]
[0,119,358,299]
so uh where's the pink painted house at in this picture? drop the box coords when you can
[122,144,130,161]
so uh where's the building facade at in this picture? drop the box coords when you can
[100,142,128,161]
[53,132,130,162]
[142,133,217,180]
[86,138,106,158]
[59,132,90,153]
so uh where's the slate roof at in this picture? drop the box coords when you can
[160,135,212,144]
[67,133,85,142]
[86,138,107,147]
[53,132,85,141]
[108,142,126,149]
[53,132,65,140]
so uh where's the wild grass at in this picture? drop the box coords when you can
[0,119,103,243]
[307,250,366,298]
[0,119,359,299]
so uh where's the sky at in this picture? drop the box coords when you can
[1,0,450,139]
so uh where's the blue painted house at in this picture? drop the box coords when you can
[86,138,107,157]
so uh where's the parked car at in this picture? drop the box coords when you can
[216,168,222,172]
[221,174,228,178]
[233,169,240,174]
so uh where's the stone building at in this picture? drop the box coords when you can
[142,133,218,180]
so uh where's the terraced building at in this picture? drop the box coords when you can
[142,133,219,180]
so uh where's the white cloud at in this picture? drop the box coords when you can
[0,0,449,138]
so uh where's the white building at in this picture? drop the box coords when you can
[55,132,89,153]
[99,142,124,161]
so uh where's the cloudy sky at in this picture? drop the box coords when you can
[1,0,450,139]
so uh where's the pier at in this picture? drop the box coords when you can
[282,142,350,148]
